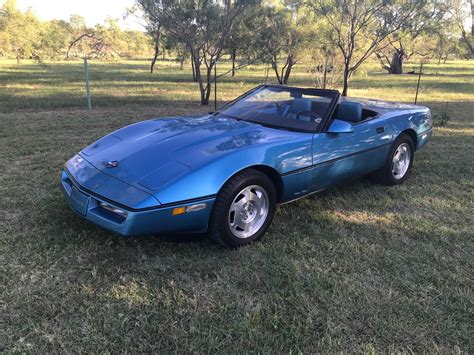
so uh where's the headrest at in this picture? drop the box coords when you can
[337,101,363,123]
[289,98,312,113]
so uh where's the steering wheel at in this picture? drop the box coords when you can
[296,110,322,123]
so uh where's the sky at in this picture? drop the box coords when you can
[15,0,143,30]
[10,0,473,31]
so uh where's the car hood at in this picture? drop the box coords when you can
[80,114,293,191]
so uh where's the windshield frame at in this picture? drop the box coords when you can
[217,85,340,133]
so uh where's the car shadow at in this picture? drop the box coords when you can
[142,232,207,244]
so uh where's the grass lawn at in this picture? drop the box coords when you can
[0,58,473,353]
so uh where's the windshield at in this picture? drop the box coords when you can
[218,86,339,132]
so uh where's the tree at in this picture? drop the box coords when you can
[375,1,450,74]
[66,17,150,59]
[450,0,474,56]
[138,0,255,105]
[93,18,129,58]
[126,4,163,73]
[148,22,161,73]
[66,15,96,58]
[433,28,459,64]
[122,30,152,58]
[253,4,306,84]
[0,0,41,63]
[308,44,344,89]
[37,20,71,60]
[223,8,255,77]
[310,0,418,96]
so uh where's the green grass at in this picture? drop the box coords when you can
[0,58,473,353]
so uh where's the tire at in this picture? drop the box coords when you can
[372,133,415,186]
[208,169,277,248]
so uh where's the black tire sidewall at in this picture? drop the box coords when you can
[210,170,277,247]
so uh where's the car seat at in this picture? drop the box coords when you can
[337,101,363,123]
[285,98,312,121]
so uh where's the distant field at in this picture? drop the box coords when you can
[0,58,473,353]
[0,58,473,112]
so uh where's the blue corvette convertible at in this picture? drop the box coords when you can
[61,85,432,247]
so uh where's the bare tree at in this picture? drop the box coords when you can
[310,0,417,96]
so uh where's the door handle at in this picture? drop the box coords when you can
[376,127,384,134]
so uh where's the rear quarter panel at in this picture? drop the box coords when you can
[385,107,432,150]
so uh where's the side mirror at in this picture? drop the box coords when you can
[327,119,353,134]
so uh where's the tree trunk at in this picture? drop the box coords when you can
[150,45,159,74]
[191,59,197,82]
[342,68,350,97]
[471,0,474,37]
[194,57,212,105]
[272,61,283,84]
[322,57,328,89]
[461,28,474,55]
[282,62,294,85]
[179,55,185,70]
[16,56,20,64]
[231,49,236,77]
[202,65,213,105]
[388,50,404,74]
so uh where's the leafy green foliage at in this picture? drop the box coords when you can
[375,1,454,74]
[138,0,257,104]
[308,0,439,95]
[0,1,152,62]
[0,0,472,100]
[0,0,40,62]
[250,3,308,84]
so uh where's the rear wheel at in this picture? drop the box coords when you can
[208,169,276,248]
[372,133,414,185]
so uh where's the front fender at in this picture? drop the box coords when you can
[154,137,312,204]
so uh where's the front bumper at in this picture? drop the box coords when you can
[60,170,215,236]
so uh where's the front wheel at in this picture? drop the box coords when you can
[372,133,415,185]
[208,169,276,248]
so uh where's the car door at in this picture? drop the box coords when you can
[310,116,393,191]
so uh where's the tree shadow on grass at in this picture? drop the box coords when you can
[0,93,208,114]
